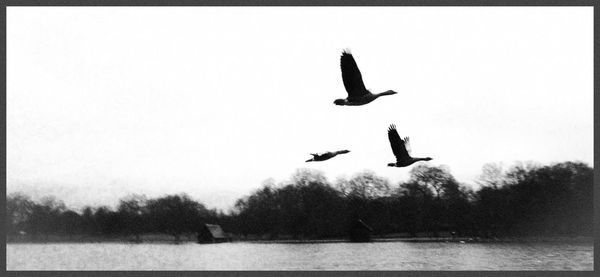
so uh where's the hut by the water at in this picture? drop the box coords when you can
[197,224,229,243]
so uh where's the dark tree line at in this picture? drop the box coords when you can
[225,161,592,239]
[472,161,593,237]
[7,161,593,242]
[7,193,220,242]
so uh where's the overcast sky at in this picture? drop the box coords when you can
[7,7,593,211]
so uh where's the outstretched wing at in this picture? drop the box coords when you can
[388,124,410,161]
[340,50,369,99]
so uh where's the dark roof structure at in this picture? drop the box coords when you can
[197,223,229,243]
[205,224,227,239]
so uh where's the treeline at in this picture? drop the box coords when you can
[7,193,221,242]
[226,161,592,239]
[7,161,593,242]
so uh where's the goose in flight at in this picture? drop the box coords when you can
[306,150,350,162]
[334,50,397,106]
[387,124,432,167]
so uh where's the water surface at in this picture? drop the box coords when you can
[7,241,593,270]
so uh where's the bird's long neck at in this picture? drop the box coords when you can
[412,157,431,162]
[377,90,396,97]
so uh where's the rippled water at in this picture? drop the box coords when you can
[7,241,593,270]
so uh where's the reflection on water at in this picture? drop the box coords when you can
[7,241,593,270]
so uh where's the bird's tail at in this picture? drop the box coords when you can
[305,158,314,162]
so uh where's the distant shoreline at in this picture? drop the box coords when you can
[224,236,595,244]
[7,235,593,244]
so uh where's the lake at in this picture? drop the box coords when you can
[7,241,593,270]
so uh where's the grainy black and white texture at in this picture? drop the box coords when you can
[5,6,594,271]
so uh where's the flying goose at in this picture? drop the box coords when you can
[334,50,397,106]
[305,150,350,162]
[387,124,432,167]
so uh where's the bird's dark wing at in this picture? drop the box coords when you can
[388,124,410,161]
[340,51,369,99]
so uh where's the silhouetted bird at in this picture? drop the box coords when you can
[306,150,350,162]
[387,124,432,167]
[334,50,397,106]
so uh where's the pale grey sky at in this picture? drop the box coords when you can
[7,7,593,211]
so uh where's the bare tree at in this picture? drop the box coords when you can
[336,170,391,200]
